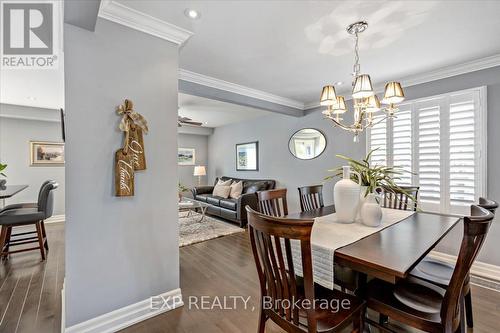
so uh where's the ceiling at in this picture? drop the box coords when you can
[178,93,271,128]
[120,0,500,104]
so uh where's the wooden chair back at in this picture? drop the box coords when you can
[257,188,288,217]
[379,186,419,211]
[441,205,494,332]
[478,197,498,214]
[246,206,317,332]
[298,185,324,212]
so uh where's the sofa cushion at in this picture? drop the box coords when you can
[195,194,210,202]
[206,196,223,206]
[220,198,238,211]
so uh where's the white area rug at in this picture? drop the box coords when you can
[179,211,245,247]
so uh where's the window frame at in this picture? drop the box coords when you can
[366,86,487,214]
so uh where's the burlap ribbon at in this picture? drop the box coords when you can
[117,99,149,134]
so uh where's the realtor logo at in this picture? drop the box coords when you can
[1,1,58,68]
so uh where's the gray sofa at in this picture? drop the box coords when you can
[191,176,276,227]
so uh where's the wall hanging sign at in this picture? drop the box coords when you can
[114,99,148,197]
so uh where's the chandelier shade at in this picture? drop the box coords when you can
[352,74,374,99]
[332,96,347,114]
[320,85,337,106]
[365,95,381,113]
[382,81,405,104]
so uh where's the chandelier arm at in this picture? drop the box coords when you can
[326,117,355,132]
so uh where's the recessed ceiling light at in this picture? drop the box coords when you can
[184,9,200,19]
[335,81,343,86]
[27,96,37,100]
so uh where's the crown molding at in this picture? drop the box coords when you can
[304,54,500,110]
[98,0,193,45]
[179,69,305,110]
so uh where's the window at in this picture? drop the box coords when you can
[367,87,487,214]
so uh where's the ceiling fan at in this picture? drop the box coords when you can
[178,116,203,127]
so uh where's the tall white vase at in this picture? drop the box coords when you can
[334,166,361,223]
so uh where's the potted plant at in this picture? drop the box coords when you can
[325,149,415,225]
[178,182,190,202]
[0,163,6,188]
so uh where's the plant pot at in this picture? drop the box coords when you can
[360,193,383,227]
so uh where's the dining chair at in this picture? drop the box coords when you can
[0,182,58,260]
[379,186,419,211]
[257,188,288,217]
[298,185,324,212]
[365,204,494,333]
[408,197,498,328]
[245,206,366,333]
[0,180,55,213]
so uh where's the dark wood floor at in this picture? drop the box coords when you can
[1,224,499,333]
[124,231,500,333]
[0,223,64,333]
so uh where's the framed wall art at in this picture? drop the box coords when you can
[236,141,258,171]
[178,148,196,166]
[30,141,65,166]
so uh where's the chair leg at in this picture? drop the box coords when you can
[0,226,7,259]
[257,306,267,333]
[41,221,49,250]
[35,221,46,261]
[353,308,365,333]
[465,290,473,328]
[4,226,12,255]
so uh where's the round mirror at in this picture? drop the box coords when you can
[288,128,327,160]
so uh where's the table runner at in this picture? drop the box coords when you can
[290,208,415,289]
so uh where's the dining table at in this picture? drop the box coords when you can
[286,204,462,293]
[0,185,29,208]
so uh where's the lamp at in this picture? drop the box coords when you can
[332,96,347,114]
[382,82,405,104]
[193,165,206,186]
[352,74,374,99]
[365,95,381,112]
[320,85,337,106]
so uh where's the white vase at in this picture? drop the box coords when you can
[361,193,383,227]
[356,186,369,222]
[334,166,361,224]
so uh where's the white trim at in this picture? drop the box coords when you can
[65,288,183,333]
[0,114,60,123]
[98,0,193,45]
[305,54,500,109]
[429,251,500,287]
[46,214,65,223]
[61,279,66,333]
[179,69,305,110]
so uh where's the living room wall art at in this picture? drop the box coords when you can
[236,141,259,171]
[30,141,65,166]
[178,148,196,165]
[114,99,148,197]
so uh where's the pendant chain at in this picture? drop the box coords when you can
[352,32,361,77]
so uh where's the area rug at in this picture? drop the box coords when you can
[179,211,245,247]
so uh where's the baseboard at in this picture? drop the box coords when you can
[65,288,183,333]
[61,279,66,333]
[429,251,500,291]
[46,214,65,223]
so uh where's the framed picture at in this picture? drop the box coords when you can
[30,141,65,166]
[236,141,259,171]
[178,148,196,165]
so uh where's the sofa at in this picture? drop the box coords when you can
[191,176,276,227]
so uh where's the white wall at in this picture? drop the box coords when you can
[0,104,65,215]
[64,19,180,326]
[178,133,208,188]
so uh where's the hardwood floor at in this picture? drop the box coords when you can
[124,231,500,333]
[0,223,64,333]
[0,224,498,333]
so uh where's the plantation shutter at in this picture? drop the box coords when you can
[448,91,481,214]
[392,107,412,185]
[416,100,442,211]
[368,115,387,166]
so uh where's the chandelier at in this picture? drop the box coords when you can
[320,21,405,142]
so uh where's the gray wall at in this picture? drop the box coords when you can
[64,19,179,327]
[178,133,208,188]
[208,111,366,213]
[209,66,500,266]
[0,104,65,215]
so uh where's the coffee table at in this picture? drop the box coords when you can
[178,197,209,222]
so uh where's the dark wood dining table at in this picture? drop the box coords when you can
[286,204,461,286]
[0,185,29,207]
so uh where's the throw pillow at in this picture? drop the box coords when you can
[229,181,243,199]
[213,179,232,198]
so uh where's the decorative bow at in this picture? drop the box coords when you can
[117,99,149,133]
